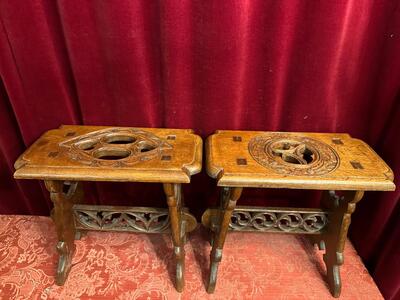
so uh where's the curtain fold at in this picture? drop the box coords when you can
[0,1,399,298]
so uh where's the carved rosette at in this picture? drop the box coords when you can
[248,134,339,176]
[230,210,328,234]
[59,128,172,167]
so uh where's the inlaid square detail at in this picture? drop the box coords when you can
[48,152,59,158]
[350,161,363,169]
[236,158,247,165]
[332,138,344,145]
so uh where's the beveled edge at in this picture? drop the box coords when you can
[205,134,224,180]
[14,167,192,183]
[14,126,203,184]
[14,128,60,171]
[217,175,396,191]
[182,133,203,177]
[206,130,396,192]
[58,124,196,134]
[14,153,28,170]
[352,138,395,182]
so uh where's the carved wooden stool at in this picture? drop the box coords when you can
[202,130,395,297]
[14,125,202,292]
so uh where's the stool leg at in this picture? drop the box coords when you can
[207,187,243,293]
[44,180,83,285]
[164,183,185,292]
[319,190,364,297]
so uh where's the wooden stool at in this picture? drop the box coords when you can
[14,125,202,292]
[202,130,395,297]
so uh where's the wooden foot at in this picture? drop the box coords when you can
[164,183,185,292]
[319,190,364,297]
[207,187,243,293]
[45,180,83,285]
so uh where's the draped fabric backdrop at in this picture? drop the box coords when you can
[0,1,399,299]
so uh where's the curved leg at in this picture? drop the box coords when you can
[180,190,187,245]
[45,180,83,285]
[207,187,243,293]
[164,183,185,292]
[320,190,364,297]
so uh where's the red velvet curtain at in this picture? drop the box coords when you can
[0,1,399,298]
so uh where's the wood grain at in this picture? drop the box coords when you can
[206,130,395,191]
[44,180,83,285]
[204,130,395,297]
[15,125,202,183]
[14,125,203,293]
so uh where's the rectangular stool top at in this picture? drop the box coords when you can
[206,130,395,191]
[14,125,202,183]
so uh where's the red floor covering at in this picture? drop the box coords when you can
[0,215,383,300]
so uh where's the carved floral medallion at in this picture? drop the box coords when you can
[248,134,339,176]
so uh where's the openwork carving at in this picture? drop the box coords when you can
[59,128,172,167]
[74,205,170,233]
[229,207,328,234]
[248,134,339,175]
[73,204,198,234]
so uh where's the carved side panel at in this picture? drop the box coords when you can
[73,204,197,234]
[202,206,329,235]
[74,205,170,233]
[230,208,328,234]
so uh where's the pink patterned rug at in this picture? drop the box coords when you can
[0,215,382,299]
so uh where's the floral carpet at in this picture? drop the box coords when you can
[0,215,382,299]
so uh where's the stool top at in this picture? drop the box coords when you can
[206,130,395,191]
[14,125,202,183]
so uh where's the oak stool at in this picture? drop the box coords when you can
[202,130,395,297]
[14,125,202,292]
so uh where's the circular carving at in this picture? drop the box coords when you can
[248,134,339,176]
[303,214,328,232]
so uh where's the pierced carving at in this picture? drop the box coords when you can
[248,134,339,176]
[73,204,197,234]
[230,208,328,234]
[74,205,170,233]
[202,206,329,234]
[59,128,172,167]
